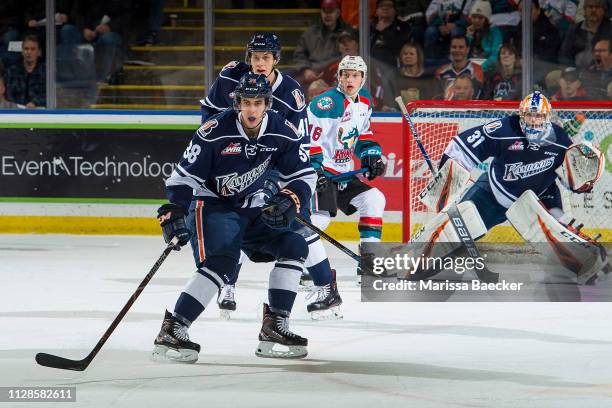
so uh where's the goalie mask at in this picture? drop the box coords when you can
[518,91,553,145]
[337,55,367,97]
[557,142,605,193]
[233,73,273,112]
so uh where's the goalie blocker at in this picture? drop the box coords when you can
[507,190,610,285]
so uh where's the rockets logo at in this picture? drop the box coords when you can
[337,126,359,149]
[317,96,334,111]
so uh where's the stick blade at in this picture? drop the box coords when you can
[35,352,89,371]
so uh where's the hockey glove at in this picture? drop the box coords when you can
[157,203,191,248]
[262,178,280,201]
[361,155,385,181]
[261,190,300,229]
[315,168,329,192]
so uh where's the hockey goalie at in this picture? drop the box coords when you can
[411,91,609,285]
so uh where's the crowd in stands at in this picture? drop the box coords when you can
[295,0,611,110]
[0,0,163,109]
[0,0,609,110]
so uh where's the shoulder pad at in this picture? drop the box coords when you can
[357,88,373,107]
[220,62,249,79]
[310,89,343,118]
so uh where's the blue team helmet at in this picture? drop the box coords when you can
[518,91,553,144]
[233,72,273,111]
[245,32,281,63]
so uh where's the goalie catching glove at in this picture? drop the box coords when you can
[157,203,191,247]
[556,142,605,193]
[262,189,300,229]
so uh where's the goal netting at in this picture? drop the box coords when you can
[402,100,611,244]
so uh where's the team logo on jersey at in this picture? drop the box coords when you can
[316,96,334,111]
[337,126,359,149]
[216,156,271,196]
[221,142,242,155]
[508,141,524,151]
[334,148,354,163]
[292,89,306,110]
[483,120,503,135]
[222,61,239,71]
[197,119,219,139]
[503,157,555,181]
[245,144,258,158]
[527,142,540,151]
[340,110,352,123]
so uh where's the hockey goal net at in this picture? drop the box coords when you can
[402,100,612,244]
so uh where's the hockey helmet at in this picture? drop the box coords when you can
[518,91,552,144]
[245,32,281,63]
[233,72,273,111]
[337,55,367,95]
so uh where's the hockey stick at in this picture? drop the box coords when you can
[35,238,179,371]
[395,96,499,283]
[328,168,367,182]
[295,214,360,263]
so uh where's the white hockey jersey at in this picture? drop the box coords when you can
[307,87,380,175]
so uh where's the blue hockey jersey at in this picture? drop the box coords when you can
[200,61,308,138]
[165,109,316,211]
[442,115,572,208]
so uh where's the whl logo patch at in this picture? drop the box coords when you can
[221,142,242,155]
[503,157,555,181]
[508,141,524,151]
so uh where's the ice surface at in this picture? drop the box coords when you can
[1,234,612,408]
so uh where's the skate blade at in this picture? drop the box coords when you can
[309,305,343,321]
[219,309,232,320]
[255,341,307,359]
[151,344,199,364]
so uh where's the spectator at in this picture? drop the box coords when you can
[0,2,24,69]
[539,0,578,34]
[396,0,430,41]
[424,0,469,64]
[466,0,503,72]
[560,0,611,69]
[514,0,562,84]
[0,74,21,109]
[370,0,417,71]
[488,0,521,42]
[24,1,79,45]
[134,0,164,46]
[75,0,132,83]
[451,73,475,99]
[552,66,589,100]
[395,42,442,102]
[483,42,522,100]
[307,78,330,102]
[6,34,45,108]
[341,0,376,28]
[435,34,484,100]
[320,30,391,110]
[293,0,354,85]
[580,38,612,99]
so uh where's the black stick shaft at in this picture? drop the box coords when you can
[35,239,178,371]
[295,214,360,263]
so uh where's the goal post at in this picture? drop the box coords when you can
[401,100,612,244]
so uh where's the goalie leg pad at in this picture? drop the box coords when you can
[506,190,609,284]
[405,201,488,279]
[419,158,471,213]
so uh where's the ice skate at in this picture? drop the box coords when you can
[255,303,307,359]
[306,269,343,320]
[151,310,200,363]
[218,284,236,320]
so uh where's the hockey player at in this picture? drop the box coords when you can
[197,32,342,320]
[414,91,608,284]
[152,73,316,362]
[308,55,387,282]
